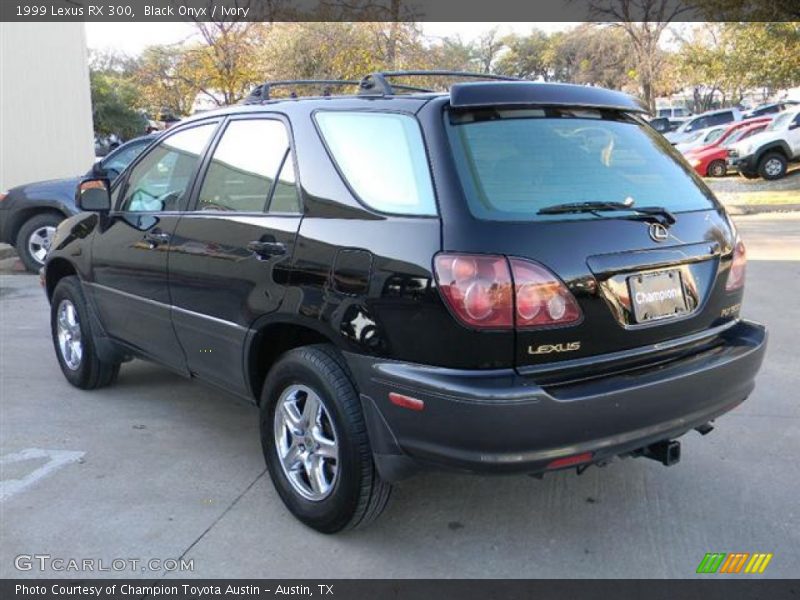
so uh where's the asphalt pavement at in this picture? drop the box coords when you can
[1,213,798,579]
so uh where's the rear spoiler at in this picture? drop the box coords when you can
[449,82,648,114]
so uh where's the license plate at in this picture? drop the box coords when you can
[628,270,688,323]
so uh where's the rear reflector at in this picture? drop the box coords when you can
[389,392,425,412]
[546,452,593,470]
[725,239,746,291]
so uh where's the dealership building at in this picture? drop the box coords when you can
[0,23,94,191]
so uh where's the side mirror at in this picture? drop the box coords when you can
[789,121,799,131]
[76,178,111,212]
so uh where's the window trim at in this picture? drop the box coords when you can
[111,119,221,216]
[311,108,440,218]
[185,113,304,217]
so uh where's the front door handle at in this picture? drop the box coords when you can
[144,230,171,248]
[247,240,287,259]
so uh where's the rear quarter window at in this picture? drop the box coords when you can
[314,111,437,216]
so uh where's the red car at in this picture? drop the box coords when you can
[685,118,771,177]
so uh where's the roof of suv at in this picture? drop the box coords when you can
[181,73,648,125]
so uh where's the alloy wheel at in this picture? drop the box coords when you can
[56,299,83,370]
[27,225,56,264]
[273,384,339,501]
[764,158,783,178]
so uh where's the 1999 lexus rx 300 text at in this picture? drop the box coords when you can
[43,74,767,532]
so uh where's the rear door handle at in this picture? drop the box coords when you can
[247,240,287,259]
[144,230,171,248]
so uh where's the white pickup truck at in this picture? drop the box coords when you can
[727,108,800,179]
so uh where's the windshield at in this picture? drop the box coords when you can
[767,113,792,130]
[446,108,716,222]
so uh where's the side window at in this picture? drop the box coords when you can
[101,140,149,179]
[119,124,216,212]
[197,119,298,213]
[315,111,436,216]
[686,117,704,132]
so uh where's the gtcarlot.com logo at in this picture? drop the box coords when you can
[14,554,194,573]
[696,552,773,574]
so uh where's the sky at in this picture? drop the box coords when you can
[84,22,574,55]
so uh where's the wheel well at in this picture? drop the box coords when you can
[45,258,77,301]
[758,145,789,162]
[247,323,335,403]
[8,208,66,244]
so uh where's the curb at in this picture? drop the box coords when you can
[0,244,17,260]
[726,203,800,216]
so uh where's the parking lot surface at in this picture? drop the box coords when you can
[1,213,798,579]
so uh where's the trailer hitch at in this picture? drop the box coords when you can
[639,440,681,466]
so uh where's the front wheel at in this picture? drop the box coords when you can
[758,152,787,180]
[707,159,727,178]
[260,345,391,533]
[16,212,62,272]
[50,276,120,389]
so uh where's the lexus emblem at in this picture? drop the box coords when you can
[649,222,669,242]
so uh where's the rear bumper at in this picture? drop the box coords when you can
[345,320,767,481]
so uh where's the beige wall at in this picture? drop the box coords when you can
[0,23,94,191]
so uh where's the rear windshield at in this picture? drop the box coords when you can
[446,108,716,221]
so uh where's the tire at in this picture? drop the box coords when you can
[707,159,727,178]
[260,344,391,533]
[16,212,63,273]
[50,276,120,390]
[758,152,787,180]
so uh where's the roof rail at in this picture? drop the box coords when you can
[242,80,360,104]
[359,70,522,96]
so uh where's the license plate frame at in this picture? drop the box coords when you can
[628,269,688,323]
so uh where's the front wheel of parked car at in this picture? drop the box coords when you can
[707,160,727,178]
[758,152,787,180]
[260,344,392,533]
[16,212,63,272]
[50,276,120,389]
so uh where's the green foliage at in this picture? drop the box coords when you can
[89,71,145,139]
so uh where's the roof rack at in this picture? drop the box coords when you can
[242,80,360,104]
[358,70,522,96]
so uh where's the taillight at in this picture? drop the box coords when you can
[725,239,746,291]
[0,191,8,202]
[433,254,513,329]
[509,258,582,328]
[433,254,582,330]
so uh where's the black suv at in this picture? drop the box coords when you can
[43,73,767,533]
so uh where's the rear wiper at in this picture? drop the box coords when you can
[537,200,676,225]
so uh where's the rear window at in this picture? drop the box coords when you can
[446,108,716,222]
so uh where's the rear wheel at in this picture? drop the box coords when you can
[50,276,120,389]
[707,159,727,178]
[16,212,62,272]
[260,344,391,533]
[758,152,787,180]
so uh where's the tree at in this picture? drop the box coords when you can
[134,45,198,117]
[586,0,692,111]
[495,29,551,80]
[90,71,145,139]
[676,22,800,110]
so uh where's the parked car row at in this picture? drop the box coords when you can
[0,134,156,271]
[648,104,800,180]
